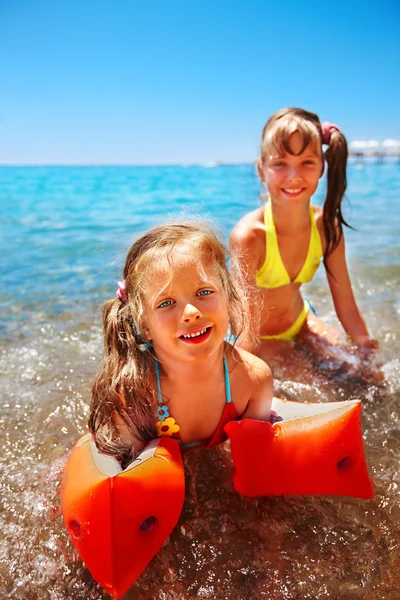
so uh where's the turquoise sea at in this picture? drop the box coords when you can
[1,162,399,599]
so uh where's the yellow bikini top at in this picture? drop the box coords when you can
[256,199,323,289]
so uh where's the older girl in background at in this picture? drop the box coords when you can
[230,107,377,373]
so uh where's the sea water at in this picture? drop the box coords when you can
[0,162,399,599]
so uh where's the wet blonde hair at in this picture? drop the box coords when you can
[260,107,349,267]
[89,221,250,463]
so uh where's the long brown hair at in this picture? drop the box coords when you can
[89,221,250,463]
[260,107,349,268]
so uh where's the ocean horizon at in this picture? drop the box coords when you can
[1,153,399,167]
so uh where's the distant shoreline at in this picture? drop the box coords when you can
[0,155,399,168]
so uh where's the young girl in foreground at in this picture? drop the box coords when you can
[230,107,377,369]
[89,222,273,464]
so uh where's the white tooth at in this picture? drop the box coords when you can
[182,328,207,339]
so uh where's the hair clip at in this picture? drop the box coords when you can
[116,280,128,303]
[225,332,238,345]
[138,342,152,351]
[321,121,340,145]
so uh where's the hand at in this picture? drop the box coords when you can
[270,410,283,425]
[350,337,384,383]
[351,335,379,354]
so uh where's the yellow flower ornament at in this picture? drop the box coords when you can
[154,360,180,438]
[156,417,180,437]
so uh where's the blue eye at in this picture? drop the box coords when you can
[197,289,213,297]
[157,299,174,309]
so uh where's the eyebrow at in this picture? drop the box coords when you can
[151,279,218,303]
[269,152,320,161]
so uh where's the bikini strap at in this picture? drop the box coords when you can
[223,355,232,404]
[156,356,230,404]
[154,356,230,449]
[154,359,163,404]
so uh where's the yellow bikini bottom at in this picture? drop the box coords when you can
[259,300,309,342]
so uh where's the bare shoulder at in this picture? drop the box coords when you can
[313,205,344,239]
[230,207,264,245]
[312,204,324,234]
[230,207,265,270]
[312,204,323,221]
[228,347,273,420]
[230,346,272,385]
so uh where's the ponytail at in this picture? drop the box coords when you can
[88,298,157,465]
[322,129,351,269]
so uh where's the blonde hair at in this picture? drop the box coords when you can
[89,221,250,463]
[260,107,349,267]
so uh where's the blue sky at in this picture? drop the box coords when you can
[1,0,399,165]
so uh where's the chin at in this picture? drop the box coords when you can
[183,343,223,362]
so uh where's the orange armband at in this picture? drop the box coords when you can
[224,399,374,499]
[60,434,185,599]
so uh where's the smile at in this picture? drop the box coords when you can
[179,326,212,344]
[282,188,304,194]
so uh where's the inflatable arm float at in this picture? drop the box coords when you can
[224,398,374,499]
[60,435,185,599]
[61,398,373,598]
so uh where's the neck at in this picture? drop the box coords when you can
[153,345,225,383]
[270,197,310,234]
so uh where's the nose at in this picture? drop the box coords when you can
[287,164,301,181]
[181,303,203,323]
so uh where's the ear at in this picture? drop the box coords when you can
[256,158,265,182]
[141,318,152,341]
[320,158,325,178]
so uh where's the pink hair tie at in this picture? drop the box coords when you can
[321,121,340,145]
[116,280,128,303]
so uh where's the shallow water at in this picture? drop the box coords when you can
[1,163,399,599]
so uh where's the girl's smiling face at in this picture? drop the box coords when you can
[259,130,324,206]
[143,261,229,362]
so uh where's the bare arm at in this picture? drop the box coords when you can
[241,353,273,421]
[113,412,146,459]
[230,219,263,353]
[325,234,377,349]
